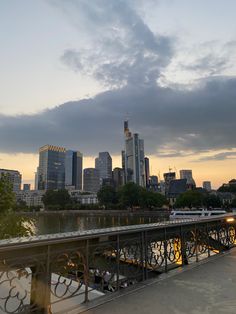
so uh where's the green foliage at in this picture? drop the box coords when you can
[97,185,118,207]
[0,174,16,213]
[204,195,222,208]
[175,190,206,208]
[42,189,71,210]
[140,189,168,208]
[118,182,142,207]
[231,198,236,207]
[218,183,236,193]
[0,211,34,239]
[0,175,34,239]
[97,182,169,209]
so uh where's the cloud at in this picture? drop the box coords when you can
[1,1,236,159]
[0,76,236,156]
[56,0,174,88]
[195,151,236,162]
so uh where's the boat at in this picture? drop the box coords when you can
[169,208,226,219]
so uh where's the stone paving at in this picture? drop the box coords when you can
[78,248,236,314]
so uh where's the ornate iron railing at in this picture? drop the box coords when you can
[0,214,235,313]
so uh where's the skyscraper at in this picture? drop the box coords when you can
[113,167,125,189]
[144,157,150,188]
[180,170,196,189]
[123,121,145,187]
[163,172,176,195]
[0,168,22,191]
[95,152,112,184]
[83,168,100,193]
[203,181,212,191]
[65,150,83,190]
[38,145,66,190]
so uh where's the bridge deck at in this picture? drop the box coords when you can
[78,247,236,314]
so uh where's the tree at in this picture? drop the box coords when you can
[0,174,16,213]
[118,182,142,208]
[0,175,34,239]
[175,190,205,208]
[42,189,71,210]
[204,195,222,208]
[139,189,167,208]
[97,185,118,208]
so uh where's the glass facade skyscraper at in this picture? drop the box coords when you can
[83,168,100,193]
[95,152,112,184]
[124,121,146,187]
[38,145,66,190]
[65,150,83,190]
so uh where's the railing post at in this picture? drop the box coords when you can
[84,239,89,303]
[164,228,168,272]
[195,224,199,262]
[141,231,145,281]
[30,246,51,314]
[116,234,120,290]
[144,230,148,280]
[180,226,188,265]
[206,222,211,258]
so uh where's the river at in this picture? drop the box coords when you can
[24,210,169,235]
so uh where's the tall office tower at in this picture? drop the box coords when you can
[203,181,212,192]
[38,145,66,190]
[144,157,150,188]
[113,167,125,189]
[83,168,100,193]
[23,184,31,191]
[163,172,176,195]
[180,170,196,189]
[149,175,158,191]
[95,152,112,185]
[65,150,83,190]
[34,167,39,190]
[124,120,146,187]
[0,168,22,191]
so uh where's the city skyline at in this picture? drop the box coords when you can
[0,0,236,188]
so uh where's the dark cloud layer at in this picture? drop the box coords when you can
[0,76,236,157]
[1,1,235,160]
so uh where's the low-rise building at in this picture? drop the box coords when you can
[15,190,45,208]
[69,190,98,204]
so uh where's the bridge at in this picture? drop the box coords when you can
[0,214,235,313]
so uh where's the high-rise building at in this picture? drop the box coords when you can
[0,168,22,191]
[123,121,145,187]
[38,145,66,190]
[180,170,196,189]
[83,168,100,193]
[113,167,125,189]
[203,181,212,191]
[95,152,112,184]
[149,175,158,191]
[163,172,176,195]
[23,184,31,191]
[65,150,83,190]
[144,157,150,188]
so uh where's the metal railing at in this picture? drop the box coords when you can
[0,214,235,313]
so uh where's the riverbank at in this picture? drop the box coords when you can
[18,209,170,217]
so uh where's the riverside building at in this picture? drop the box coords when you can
[83,168,100,193]
[123,120,146,187]
[37,145,66,190]
[65,150,83,190]
[0,168,22,191]
[95,152,112,185]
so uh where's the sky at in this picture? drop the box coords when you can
[0,0,236,189]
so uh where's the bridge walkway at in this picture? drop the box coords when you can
[77,247,236,314]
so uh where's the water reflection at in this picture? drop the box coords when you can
[31,212,168,235]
